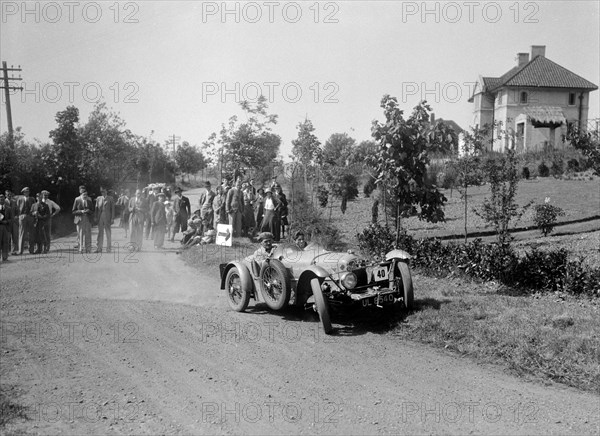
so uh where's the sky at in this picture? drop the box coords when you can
[1,1,599,159]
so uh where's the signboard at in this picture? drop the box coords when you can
[216,224,233,246]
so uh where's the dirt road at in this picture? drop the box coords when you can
[1,210,599,435]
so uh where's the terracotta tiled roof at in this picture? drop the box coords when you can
[481,76,503,91]
[491,56,598,91]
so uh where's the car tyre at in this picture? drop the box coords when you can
[259,259,291,310]
[311,278,333,334]
[225,267,251,312]
[397,261,414,309]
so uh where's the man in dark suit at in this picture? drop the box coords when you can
[95,187,115,253]
[152,193,167,249]
[4,190,19,255]
[72,190,94,253]
[226,178,244,237]
[16,187,35,255]
[198,181,216,234]
[31,193,51,254]
[171,187,190,242]
[0,193,13,261]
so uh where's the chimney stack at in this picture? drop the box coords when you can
[531,45,546,58]
[517,53,530,67]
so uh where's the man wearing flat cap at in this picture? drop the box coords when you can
[41,190,60,253]
[251,231,275,263]
[16,187,35,254]
[171,187,191,242]
[95,187,115,253]
[198,181,215,234]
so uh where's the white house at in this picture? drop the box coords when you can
[468,45,598,152]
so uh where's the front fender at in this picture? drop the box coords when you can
[385,249,411,262]
[295,266,330,305]
[220,261,253,293]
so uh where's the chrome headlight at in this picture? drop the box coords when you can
[340,272,357,289]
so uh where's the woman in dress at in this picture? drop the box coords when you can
[259,188,278,234]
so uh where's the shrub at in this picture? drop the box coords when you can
[289,196,341,249]
[551,157,564,177]
[521,166,530,180]
[356,222,395,258]
[567,158,580,172]
[538,161,550,177]
[363,175,377,198]
[533,200,566,237]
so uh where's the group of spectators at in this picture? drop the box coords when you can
[0,177,293,259]
[179,176,290,249]
[0,187,61,261]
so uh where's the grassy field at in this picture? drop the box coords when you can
[327,175,599,244]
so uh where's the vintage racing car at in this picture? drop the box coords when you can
[219,243,413,334]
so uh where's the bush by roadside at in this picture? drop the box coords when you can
[357,223,600,296]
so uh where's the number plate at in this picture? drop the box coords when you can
[372,266,389,282]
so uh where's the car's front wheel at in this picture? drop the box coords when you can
[311,278,333,334]
[396,261,414,309]
[259,259,291,310]
[225,267,251,312]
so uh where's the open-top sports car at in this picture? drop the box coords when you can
[219,243,413,334]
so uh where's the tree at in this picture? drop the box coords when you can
[79,103,138,188]
[217,96,281,180]
[565,126,600,176]
[321,133,361,215]
[174,141,206,182]
[446,126,488,242]
[474,148,532,245]
[291,118,322,204]
[370,96,456,244]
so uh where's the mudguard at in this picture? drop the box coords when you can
[295,265,331,306]
[220,261,253,294]
[385,249,412,261]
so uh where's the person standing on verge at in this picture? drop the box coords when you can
[128,189,147,251]
[72,190,94,253]
[16,187,35,255]
[225,178,244,238]
[153,193,167,249]
[0,193,13,261]
[41,190,60,253]
[5,190,19,255]
[31,193,51,254]
[95,187,115,253]
[171,187,190,242]
[198,181,215,235]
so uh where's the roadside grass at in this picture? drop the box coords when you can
[396,274,600,394]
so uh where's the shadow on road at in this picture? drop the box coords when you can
[242,297,451,337]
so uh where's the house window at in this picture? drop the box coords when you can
[568,93,576,106]
[520,91,528,104]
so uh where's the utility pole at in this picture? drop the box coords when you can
[166,134,180,153]
[0,62,23,145]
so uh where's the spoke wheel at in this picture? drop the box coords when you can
[225,267,250,312]
[259,259,291,310]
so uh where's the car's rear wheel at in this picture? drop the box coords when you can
[397,262,414,309]
[311,278,333,334]
[225,267,250,312]
[259,259,291,310]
